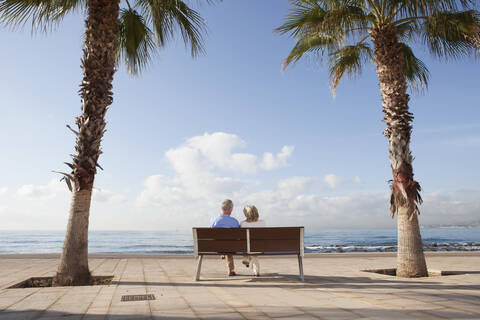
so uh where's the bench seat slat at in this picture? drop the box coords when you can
[251,239,300,252]
[196,228,246,240]
[250,228,300,240]
[198,239,247,253]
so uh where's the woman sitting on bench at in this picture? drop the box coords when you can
[240,205,265,276]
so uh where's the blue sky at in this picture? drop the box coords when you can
[0,0,479,230]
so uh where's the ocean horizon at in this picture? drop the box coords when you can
[1,227,479,254]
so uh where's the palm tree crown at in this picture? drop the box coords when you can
[277,0,479,94]
[0,0,208,74]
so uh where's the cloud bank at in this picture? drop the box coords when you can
[1,132,479,230]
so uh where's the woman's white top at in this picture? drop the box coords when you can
[240,220,266,228]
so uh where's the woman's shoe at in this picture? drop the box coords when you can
[228,271,236,276]
[242,260,250,268]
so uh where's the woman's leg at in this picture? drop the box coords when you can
[251,256,260,276]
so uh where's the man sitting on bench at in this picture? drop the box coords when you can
[210,199,240,276]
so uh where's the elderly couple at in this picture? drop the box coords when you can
[210,199,265,277]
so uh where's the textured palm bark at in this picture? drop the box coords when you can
[53,189,93,286]
[372,29,428,278]
[54,0,120,286]
[397,205,427,277]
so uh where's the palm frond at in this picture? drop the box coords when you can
[275,1,327,37]
[423,10,480,59]
[283,33,342,70]
[117,8,156,75]
[400,43,430,92]
[392,0,476,17]
[328,42,372,95]
[280,1,369,35]
[0,0,83,31]
[135,0,206,57]
[394,20,419,41]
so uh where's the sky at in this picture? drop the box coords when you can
[0,0,479,231]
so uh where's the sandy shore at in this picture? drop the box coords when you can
[0,252,479,319]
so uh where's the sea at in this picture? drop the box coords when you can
[1,228,479,254]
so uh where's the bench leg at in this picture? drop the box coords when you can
[194,255,204,281]
[298,255,304,282]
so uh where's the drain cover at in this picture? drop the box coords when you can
[121,294,156,302]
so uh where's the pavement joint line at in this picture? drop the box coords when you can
[96,258,122,279]
[155,259,201,320]
[140,258,153,320]
[33,287,71,320]
[264,277,363,316]
[0,288,42,312]
[202,284,250,320]
[430,300,480,315]
[90,259,108,274]
[105,259,128,320]
[260,280,327,320]
[0,260,57,290]
[420,308,461,319]
[80,282,111,320]
[0,259,63,311]
[80,258,123,319]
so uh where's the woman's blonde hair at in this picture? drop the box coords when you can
[243,205,259,222]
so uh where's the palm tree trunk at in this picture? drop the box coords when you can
[372,29,428,278]
[53,0,120,286]
[53,189,93,286]
[397,205,427,277]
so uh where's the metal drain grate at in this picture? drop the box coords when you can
[121,294,156,302]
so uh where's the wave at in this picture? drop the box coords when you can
[305,242,480,253]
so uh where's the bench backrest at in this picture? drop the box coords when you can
[192,227,304,256]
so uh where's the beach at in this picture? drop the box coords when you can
[0,252,479,319]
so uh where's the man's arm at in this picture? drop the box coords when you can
[210,216,218,228]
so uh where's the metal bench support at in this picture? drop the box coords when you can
[194,255,203,281]
[298,255,304,281]
[299,227,304,281]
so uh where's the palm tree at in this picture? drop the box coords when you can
[0,0,212,286]
[277,0,479,277]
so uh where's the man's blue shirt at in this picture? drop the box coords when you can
[210,214,240,228]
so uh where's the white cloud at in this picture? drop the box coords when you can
[145,131,294,204]
[277,177,315,197]
[15,179,126,204]
[324,174,344,189]
[0,187,7,195]
[324,174,363,189]
[169,132,293,175]
[16,179,67,200]
[260,146,295,170]
[93,188,127,204]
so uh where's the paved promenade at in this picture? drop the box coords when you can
[0,252,479,319]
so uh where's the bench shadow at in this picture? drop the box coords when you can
[113,273,480,291]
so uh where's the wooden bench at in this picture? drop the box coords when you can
[192,227,304,281]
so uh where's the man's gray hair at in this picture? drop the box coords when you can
[221,199,233,212]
